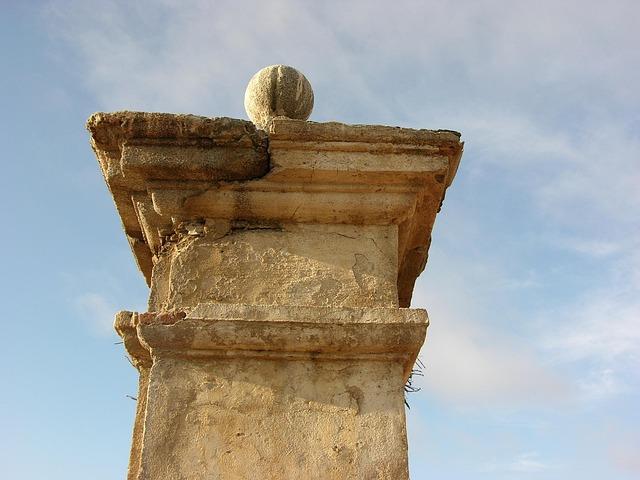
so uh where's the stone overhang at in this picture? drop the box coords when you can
[87,111,463,307]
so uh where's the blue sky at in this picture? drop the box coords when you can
[1,1,638,478]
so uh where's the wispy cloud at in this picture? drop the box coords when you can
[541,275,640,400]
[481,452,551,474]
[45,0,640,237]
[413,249,573,408]
[63,265,147,337]
[609,437,640,475]
[420,314,571,407]
[551,236,623,258]
[549,296,640,364]
[74,292,118,335]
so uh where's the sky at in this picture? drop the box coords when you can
[1,0,638,478]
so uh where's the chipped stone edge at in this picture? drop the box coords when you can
[116,305,428,383]
[90,112,464,307]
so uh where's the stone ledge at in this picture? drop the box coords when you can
[188,303,428,324]
[268,117,461,146]
[117,304,428,382]
[87,112,268,152]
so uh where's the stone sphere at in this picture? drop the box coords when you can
[244,65,314,129]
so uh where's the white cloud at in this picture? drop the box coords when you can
[551,237,622,258]
[45,0,347,115]
[412,247,573,408]
[609,439,640,475]
[46,0,640,114]
[549,297,640,364]
[74,292,118,335]
[46,0,640,234]
[510,452,550,473]
[66,266,147,337]
[578,368,623,401]
[418,300,571,408]
[481,452,551,474]
[541,282,640,400]
[427,109,640,236]
[532,125,640,230]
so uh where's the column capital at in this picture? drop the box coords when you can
[88,112,462,306]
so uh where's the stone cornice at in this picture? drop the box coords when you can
[88,112,463,306]
[268,117,461,147]
[118,304,428,382]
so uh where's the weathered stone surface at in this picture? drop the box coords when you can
[89,104,463,479]
[148,223,399,311]
[136,304,427,381]
[244,65,314,129]
[141,357,407,480]
[269,117,461,153]
[114,311,150,480]
[87,112,463,306]
[122,305,426,480]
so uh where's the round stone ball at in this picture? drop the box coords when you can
[244,65,314,129]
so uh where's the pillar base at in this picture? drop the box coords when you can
[116,303,427,480]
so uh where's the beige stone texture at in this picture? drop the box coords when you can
[125,305,426,480]
[244,65,314,129]
[88,110,463,479]
[87,112,462,307]
[148,223,399,311]
[115,311,151,480]
[143,357,406,480]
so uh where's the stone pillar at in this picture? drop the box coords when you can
[88,65,463,480]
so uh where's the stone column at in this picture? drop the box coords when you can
[88,65,463,480]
